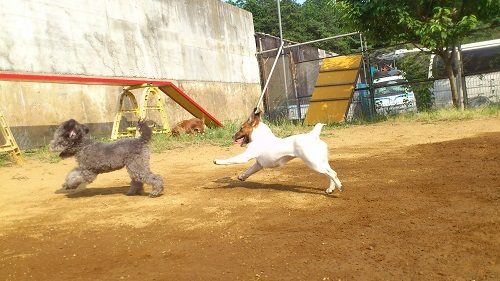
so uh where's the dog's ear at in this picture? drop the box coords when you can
[248,107,261,126]
[249,107,259,123]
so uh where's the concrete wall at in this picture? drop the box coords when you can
[0,0,261,149]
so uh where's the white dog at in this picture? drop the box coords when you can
[213,109,342,193]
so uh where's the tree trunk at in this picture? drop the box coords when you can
[444,59,459,107]
[436,48,459,108]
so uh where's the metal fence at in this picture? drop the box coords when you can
[433,72,500,107]
[255,33,500,123]
[255,32,369,122]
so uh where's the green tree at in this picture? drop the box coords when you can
[301,0,358,53]
[333,0,500,108]
[397,53,435,111]
[227,0,359,54]
[227,0,304,41]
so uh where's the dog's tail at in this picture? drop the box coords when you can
[309,123,326,139]
[137,119,153,143]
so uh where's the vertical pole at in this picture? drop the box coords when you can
[276,0,289,118]
[258,37,271,115]
[457,42,468,108]
[359,33,368,84]
[289,48,301,121]
[456,43,465,111]
[363,36,376,117]
[359,33,371,118]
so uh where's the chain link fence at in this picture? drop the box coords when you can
[255,32,500,123]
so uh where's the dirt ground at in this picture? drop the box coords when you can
[1,117,499,280]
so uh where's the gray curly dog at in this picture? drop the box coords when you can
[49,119,164,197]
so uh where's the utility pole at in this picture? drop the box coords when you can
[276,0,289,117]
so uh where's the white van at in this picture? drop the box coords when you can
[373,75,417,114]
[428,39,500,107]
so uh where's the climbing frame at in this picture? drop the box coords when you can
[0,72,223,141]
[111,85,170,140]
[0,111,24,164]
[111,90,141,139]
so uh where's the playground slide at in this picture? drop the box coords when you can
[159,85,223,128]
[0,72,223,128]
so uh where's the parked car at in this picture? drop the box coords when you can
[373,75,417,114]
[287,103,309,120]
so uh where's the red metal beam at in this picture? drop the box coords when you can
[0,72,175,86]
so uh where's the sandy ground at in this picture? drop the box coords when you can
[0,117,499,280]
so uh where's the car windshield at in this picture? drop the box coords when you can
[374,79,410,97]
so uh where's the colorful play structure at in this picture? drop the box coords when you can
[255,38,363,125]
[0,110,24,164]
[111,84,171,140]
[0,72,224,163]
[1,54,363,163]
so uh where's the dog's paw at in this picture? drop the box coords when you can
[213,159,223,165]
[55,188,72,194]
[63,182,86,190]
[237,175,246,181]
[325,187,342,194]
[149,189,163,198]
[63,184,77,190]
[126,188,144,196]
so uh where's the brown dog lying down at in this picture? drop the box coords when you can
[171,117,206,137]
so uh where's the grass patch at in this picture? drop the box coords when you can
[0,153,15,167]
[0,145,60,167]
[23,146,61,163]
[1,105,499,168]
[149,120,241,152]
[382,104,500,123]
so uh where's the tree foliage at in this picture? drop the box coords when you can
[226,0,359,54]
[225,0,499,109]
[332,0,500,107]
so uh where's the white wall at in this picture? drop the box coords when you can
[0,0,261,148]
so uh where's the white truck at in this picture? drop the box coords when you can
[373,75,417,114]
